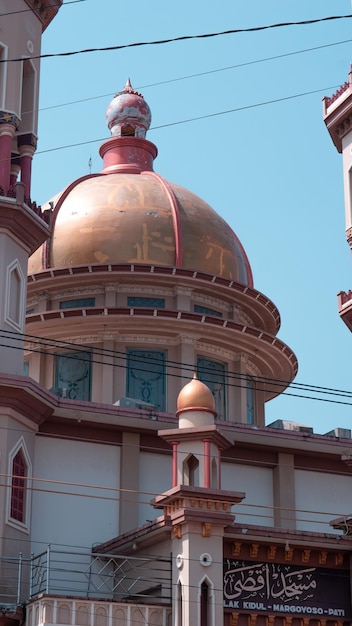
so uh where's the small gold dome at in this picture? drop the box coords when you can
[177,374,215,413]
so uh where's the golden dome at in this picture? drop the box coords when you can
[177,375,216,413]
[28,81,252,285]
[29,173,252,282]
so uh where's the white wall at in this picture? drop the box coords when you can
[138,452,172,526]
[31,437,120,552]
[295,470,351,533]
[222,462,274,526]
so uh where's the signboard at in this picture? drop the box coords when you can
[224,560,352,618]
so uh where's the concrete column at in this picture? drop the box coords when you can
[0,124,16,193]
[172,522,226,626]
[174,286,192,311]
[232,355,247,423]
[119,432,140,533]
[273,452,296,529]
[18,142,36,199]
[100,339,115,403]
[104,284,117,307]
[10,156,20,188]
[177,335,197,388]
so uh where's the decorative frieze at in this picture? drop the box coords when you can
[232,542,242,557]
[174,286,193,296]
[117,334,179,345]
[118,284,173,296]
[0,111,20,129]
[302,549,311,563]
[193,292,228,312]
[319,551,328,565]
[232,304,253,325]
[202,522,212,537]
[178,334,199,345]
[250,543,259,558]
[267,545,277,560]
[196,342,235,361]
[51,287,104,300]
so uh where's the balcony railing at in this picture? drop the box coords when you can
[0,548,172,605]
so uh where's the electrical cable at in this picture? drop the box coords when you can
[2,326,352,403]
[2,338,347,406]
[18,37,352,116]
[2,14,352,63]
[26,83,341,157]
[0,0,87,18]
[0,418,351,483]
[0,473,345,525]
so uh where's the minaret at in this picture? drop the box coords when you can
[0,1,62,375]
[323,69,352,329]
[0,4,61,616]
[154,375,245,626]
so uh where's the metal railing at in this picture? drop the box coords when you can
[0,553,27,605]
[1,547,171,604]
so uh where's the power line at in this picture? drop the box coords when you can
[2,14,352,64]
[6,330,352,399]
[0,335,352,410]
[32,83,341,157]
[0,475,345,529]
[2,326,352,406]
[0,0,86,18]
[1,420,351,480]
[31,38,352,115]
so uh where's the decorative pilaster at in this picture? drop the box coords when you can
[0,118,18,194]
[18,133,37,200]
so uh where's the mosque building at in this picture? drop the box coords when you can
[1,3,352,626]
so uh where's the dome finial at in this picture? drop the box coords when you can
[118,78,142,98]
[123,78,134,93]
[106,78,152,138]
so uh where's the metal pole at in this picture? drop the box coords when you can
[17,553,22,604]
[29,553,34,598]
[46,545,50,595]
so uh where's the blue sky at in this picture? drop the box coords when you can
[31,0,352,433]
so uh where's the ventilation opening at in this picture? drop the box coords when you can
[121,124,135,137]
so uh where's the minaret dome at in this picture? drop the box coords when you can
[106,78,152,138]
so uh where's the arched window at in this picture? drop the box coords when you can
[200,580,209,626]
[126,349,166,410]
[5,259,25,330]
[211,458,218,489]
[7,439,31,531]
[10,449,27,523]
[197,356,226,420]
[183,454,199,487]
[176,582,183,626]
[55,351,92,400]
